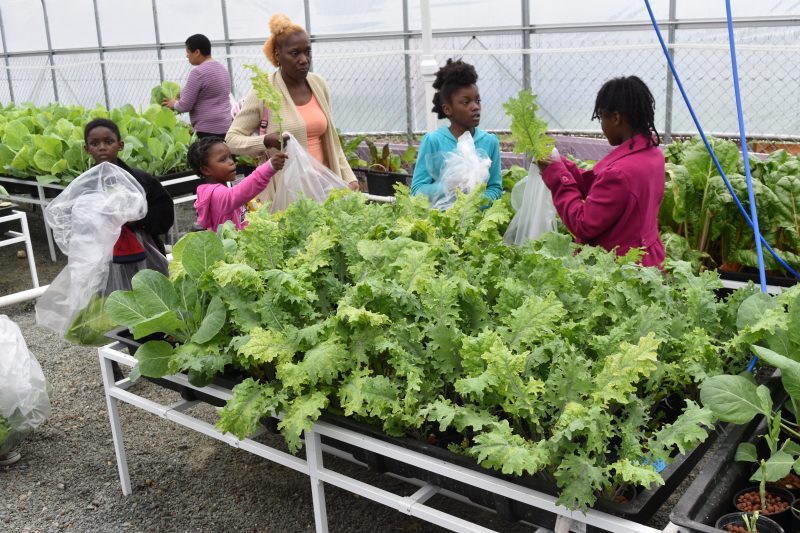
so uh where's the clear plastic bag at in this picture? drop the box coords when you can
[431,131,491,210]
[504,156,559,246]
[36,162,147,339]
[0,315,51,455]
[270,132,347,213]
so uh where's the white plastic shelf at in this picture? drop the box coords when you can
[99,343,678,533]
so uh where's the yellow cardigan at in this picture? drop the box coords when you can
[225,71,356,207]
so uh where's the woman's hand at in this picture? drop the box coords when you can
[263,132,282,149]
[162,98,177,110]
[347,180,360,192]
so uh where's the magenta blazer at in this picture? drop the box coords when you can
[542,134,666,267]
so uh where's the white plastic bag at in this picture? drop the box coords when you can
[36,162,147,339]
[271,132,347,213]
[0,315,51,455]
[431,131,491,210]
[503,156,559,246]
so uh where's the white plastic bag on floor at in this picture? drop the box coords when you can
[0,315,51,455]
[432,131,491,210]
[36,162,147,340]
[504,160,559,246]
[271,132,347,213]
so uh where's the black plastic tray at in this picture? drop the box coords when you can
[104,327,245,407]
[318,413,716,531]
[156,169,201,197]
[670,374,790,533]
[104,327,716,529]
[669,416,779,532]
[718,268,798,289]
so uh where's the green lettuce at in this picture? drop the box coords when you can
[149,81,181,105]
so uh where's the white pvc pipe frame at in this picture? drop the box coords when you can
[99,343,667,533]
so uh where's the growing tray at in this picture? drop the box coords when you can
[318,413,716,531]
[670,376,788,533]
[104,326,718,529]
[104,327,245,407]
[718,268,798,289]
[156,169,202,197]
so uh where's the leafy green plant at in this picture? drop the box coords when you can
[149,81,181,105]
[243,64,284,150]
[700,287,800,485]
[660,136,800,273]
[503,89,554,161]
[0,102,195,183]
[108,186,749,511]
[362,140,416,174]
[337,130,367,169]
[742,510,760,532]
[0,415,11,446]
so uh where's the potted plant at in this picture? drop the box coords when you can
[349,139,416,197]
[715,510,784,533]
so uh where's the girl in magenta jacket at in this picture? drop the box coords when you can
[538,76,665,267]
[189,137,287,231]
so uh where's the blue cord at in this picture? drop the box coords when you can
[725,0,767,295]
[724,0,765,373]
[643,0,800,283]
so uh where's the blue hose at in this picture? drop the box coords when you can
[643,0,800,283]
[724,0,767,295]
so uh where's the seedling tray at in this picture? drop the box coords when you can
[104,327,245,407]
[317,412,716,530]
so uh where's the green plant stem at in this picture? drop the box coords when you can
[698,211,713,254]
[780,421,800,440]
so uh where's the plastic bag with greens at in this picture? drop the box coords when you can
[36,162,147,343]
[0,316,51,455]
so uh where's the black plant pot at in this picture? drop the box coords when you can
[732,486,794,533]
[715,511,784,533]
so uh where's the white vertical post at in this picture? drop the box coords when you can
[18,212,39,288]
[419,0,438,133]
[37,185,57,262]
[99,349,132,496]
[305,429,329,533]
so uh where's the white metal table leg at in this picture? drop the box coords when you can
[36,185,57,262]
[99,351,132,495]
[18,212,39,287]
[305,429,329,533]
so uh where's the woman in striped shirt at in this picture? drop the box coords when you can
[163,34,232,139]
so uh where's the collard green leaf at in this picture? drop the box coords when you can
[134,340,174,377]
[699,374,765,424]
[191,296,226,344]
[182,231,225,279]
[735,442,759,463]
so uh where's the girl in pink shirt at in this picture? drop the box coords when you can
[190,137,288,231]
[538,76,666,267]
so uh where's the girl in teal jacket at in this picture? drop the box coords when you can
[411,59,502,206]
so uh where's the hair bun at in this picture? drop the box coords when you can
[269,13,293,36]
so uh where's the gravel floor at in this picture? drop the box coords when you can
[0,203,706,533]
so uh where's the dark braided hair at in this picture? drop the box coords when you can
[592,75,660,146]
[431,59,478,119]
[84,118,121,142]
[187,136,226,177]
